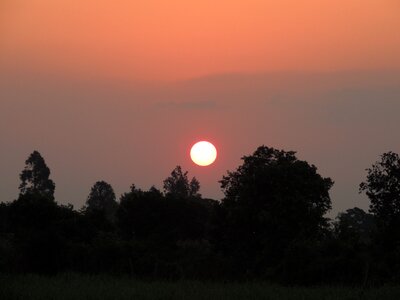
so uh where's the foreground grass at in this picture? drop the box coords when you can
[1,274,400,300]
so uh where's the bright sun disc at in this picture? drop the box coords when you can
[190,141,217,166]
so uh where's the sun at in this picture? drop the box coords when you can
[190,141,217,166]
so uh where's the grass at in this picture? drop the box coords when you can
[1,273,400,300]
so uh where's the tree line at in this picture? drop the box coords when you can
[1,146,400,285]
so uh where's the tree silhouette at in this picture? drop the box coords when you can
[332,207,376,285]
[334,207,375,244]
[118,184,207,242]
[9,147,400,283]
[163,166,201,199]
[117,184,164,239]
[19,151,55,199]
[217,145,333,277]
[360,152,400,230]
[86,181,118,223]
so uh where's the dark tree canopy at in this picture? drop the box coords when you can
[163,166,201,199]
[117,184,208,243]
[6,147,400,283]
[220,146,333,233]
[117,185,164,239]
[86,181,117,222]
[19,151,55,199]
[334,207,375,244]
[360,152,400,229]
[217,146,333,276]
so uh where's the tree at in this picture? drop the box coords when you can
[117,184,210,278]
[360,152,400,230]
[19,151,55,199]
[118,184,207,241]
[217,145,333,277]
[163,166,201,199]
[334,207,375,244]
[86,181,118,222]
[332,207,376,285]
[117,185,164,240]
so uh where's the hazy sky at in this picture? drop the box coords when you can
[1,0,400,216]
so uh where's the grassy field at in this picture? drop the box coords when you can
[1,274,400,300]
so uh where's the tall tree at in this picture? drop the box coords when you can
[360,152,400,230]
[163,166,201,199]
[19,151,55,199]
[359,152,400,282]
[217,145,333,277]
[86,181,118,222]
[360,152,400,224]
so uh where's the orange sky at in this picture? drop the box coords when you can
[1,1,400,215]
[1,0,400,80]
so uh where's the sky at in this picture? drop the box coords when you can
[1,0,400,216]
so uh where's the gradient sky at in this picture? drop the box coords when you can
[1,0,400,216]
